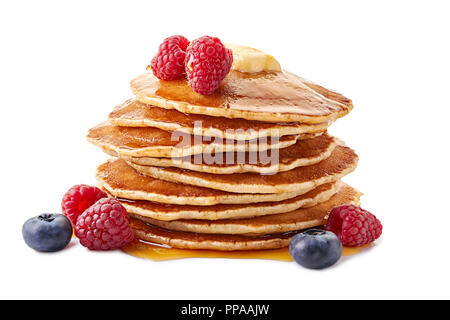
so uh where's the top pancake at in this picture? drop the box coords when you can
[108,99,331,140]
[130,70,353,124]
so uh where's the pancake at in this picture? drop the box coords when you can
[108,99,332,140]
[131,219,294,251]
[130,70,353,124]
[128,145,358,194]
[87,122,301,158]
[105,181,340,221]
[129,184,362,250]
[130,183,360,235]
[121,133,336,174]
[97,159,316,206]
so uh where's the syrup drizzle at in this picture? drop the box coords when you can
[122,239,372,262]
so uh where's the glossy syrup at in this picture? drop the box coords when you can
[122,239,372,262]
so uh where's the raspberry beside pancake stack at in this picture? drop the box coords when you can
[87,69,360,251]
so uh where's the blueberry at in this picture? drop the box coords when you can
[22,214,73,252]
[289,228,342,269]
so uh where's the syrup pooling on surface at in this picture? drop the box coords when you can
[122,239,372,262]
[131,71,352,117]
[122,239,292,261]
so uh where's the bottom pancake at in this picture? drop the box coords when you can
[131,219,295,251]
[130,184,362,250]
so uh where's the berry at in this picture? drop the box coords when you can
[325,204,382,247]
[150,35,190,80]
[185,35,233,94]
[75,198,133,250]
[22,214,73,252]
[61,184,107,226]
[289,229,342,269]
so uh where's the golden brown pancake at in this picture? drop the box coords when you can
[129,184,362,250]
[104,182,340,221]
[130,70,353,124]
[130,183,360,235]
[97,159,317,206]
[108,99,332,140]
[129,145,358,194]
[121,133,336,174]
[87,122,301,158]
[131,219,294,251]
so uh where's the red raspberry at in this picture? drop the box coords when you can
[150,35,190,80]
[75,198,134,250]
[325,205,382,247]
[61,184,107,226]
[185,36,233,94]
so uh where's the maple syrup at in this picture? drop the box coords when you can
[130,71,352,119]
[122,239,372,262]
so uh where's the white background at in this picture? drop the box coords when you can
[1,0,449,300]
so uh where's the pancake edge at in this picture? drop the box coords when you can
[131,183,361,235]
[122,139,336,175]
[97,178,307,206]
[115,181,340,221]
[87,132,300,158]
[133,93,352,125]
[108,116,331,141]
[127,151,358,194]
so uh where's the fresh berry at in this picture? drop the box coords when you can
[75,198,133,250]
[150,35,190,80]
[61,184,107,226]
[185,36,233,94]
[289,229,342,269]
[325,204,382,247]
[22,214,73,252]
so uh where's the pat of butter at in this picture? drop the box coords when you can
[225,44,281,73]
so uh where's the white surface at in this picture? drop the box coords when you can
[1,0,449,300]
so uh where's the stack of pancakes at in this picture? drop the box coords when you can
[87,70,360,251]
